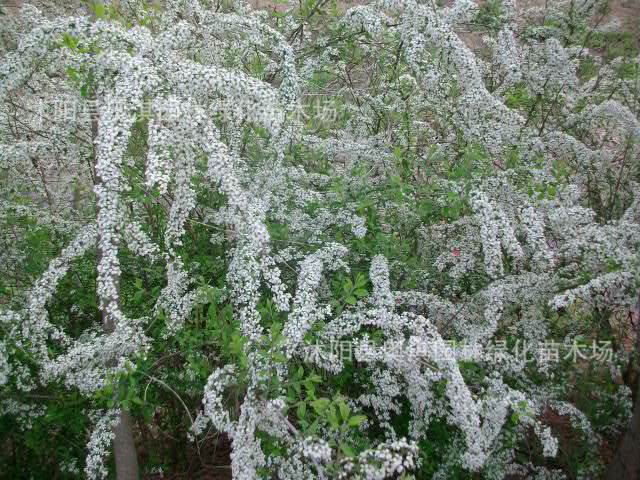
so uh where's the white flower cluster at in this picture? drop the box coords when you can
[1,399,45,430]
[85,409,120,480]
[470,190,523,278]
[0,341,9,386]
[299,437,332,464]
[338,438,419,480]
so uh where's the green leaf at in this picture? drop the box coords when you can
[327,405,339,428]
[272,352,287,363]
[345,295,357,305]
[287,387,296,401]
[62,33,79,50]
[340,442,356,457]
[304,381,316,398]
[348,415,367,427]
[353,288,368,298]
[337,399,350,421]
[94,2,106,18]
[309,419,319,434]
[66,67,80,81]
[311,398,330,414]
[297,402,307,419]
[133,290,144,304]
[207,304,217,323]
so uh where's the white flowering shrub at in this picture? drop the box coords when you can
[1,0,639,478]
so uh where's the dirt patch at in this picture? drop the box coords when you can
[609,0,640,31]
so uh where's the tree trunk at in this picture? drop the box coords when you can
[603,292,640,480]
[113,410,140,480]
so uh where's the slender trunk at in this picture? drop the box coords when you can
[113,410,140,480]
[604,291,640,480]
